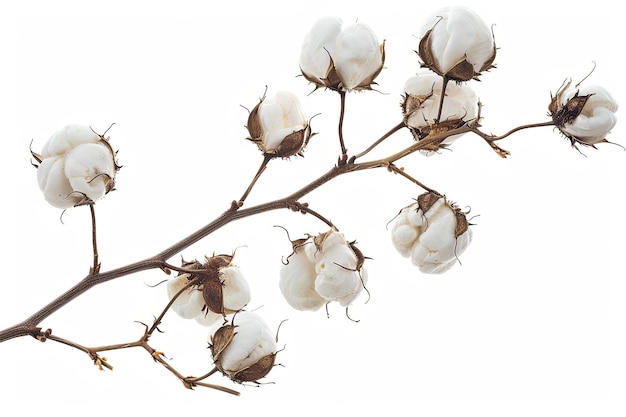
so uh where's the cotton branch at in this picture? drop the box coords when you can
[5,5,619,396]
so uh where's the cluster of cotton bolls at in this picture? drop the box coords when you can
[28,4,618,392]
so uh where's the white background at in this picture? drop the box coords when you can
[2,0,624,415]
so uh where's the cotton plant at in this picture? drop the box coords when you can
[2,5,619,397]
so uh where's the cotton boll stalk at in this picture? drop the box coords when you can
[549,80,618,147]
[209,312,278,384]
[32,124,119,208]
[418,6,496,82]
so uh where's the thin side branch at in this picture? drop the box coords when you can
[237,154,272,207]
[338,91,348,163]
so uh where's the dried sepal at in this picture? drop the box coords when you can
[210,323,236,363]
[232,353,277,383]
[549,80,591,127]
[417,191,442,214]
[202,277,225,316]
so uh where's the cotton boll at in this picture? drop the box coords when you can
[390,192,473,274]
[246,91,311,158]
[550,81,618,146]
[209,312,278,383]
[279,230,369,312]
[418,6,496,81]
[299,16,384,91]
[33,124,119,209]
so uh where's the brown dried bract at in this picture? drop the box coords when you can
[549,80,591,127]
[210,324,236,363]
[417,192,469,237]
[417,191,442,214]
[313,229,335,253]
[202,277,225,316]
[453,207,470,238]
[177,254,236,316]
[232,353,277,383]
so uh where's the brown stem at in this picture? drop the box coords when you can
[472,121,556,142]
[291,201,337,230]
[185,367,219,383]
[237,154,272,207]
[387,163,438,194]
[436,76,450,123]
[470,121,556,158]
[145,344,239,395]
[44,332,118,370]
[338,91,348,163]
[42,322,239,394]
[351,122,406,162]
[89,204,100,274]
